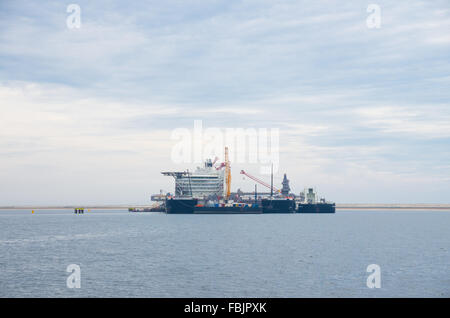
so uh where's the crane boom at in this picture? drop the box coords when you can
[240,170,281,193]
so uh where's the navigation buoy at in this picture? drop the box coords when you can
[32,210,34,214]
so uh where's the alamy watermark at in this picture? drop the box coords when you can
[366,264,381,288]
[66,4,81,29]
[171,120,279,174]
[66,264,81,288]
[366,4,381,29]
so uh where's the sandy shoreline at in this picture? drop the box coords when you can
[337,204,450,210]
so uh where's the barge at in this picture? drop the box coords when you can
[297,203,336,213]
[261,198,296,213]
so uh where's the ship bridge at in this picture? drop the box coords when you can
[162,159,225,198]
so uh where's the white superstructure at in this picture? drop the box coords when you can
[162,159,225,199]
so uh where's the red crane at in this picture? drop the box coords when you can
[240,170,281,194]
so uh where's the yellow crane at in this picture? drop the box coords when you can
[224,147,231,200]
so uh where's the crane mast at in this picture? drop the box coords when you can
[224,147,231,200]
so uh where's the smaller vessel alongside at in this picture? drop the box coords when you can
[297,202,335,213]
[297,188,335,213]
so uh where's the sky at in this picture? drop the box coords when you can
[0,0,449,205]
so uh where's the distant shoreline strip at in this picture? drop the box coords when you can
[1,204,450,210]
[337,206,450,210]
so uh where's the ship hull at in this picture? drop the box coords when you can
[194,206,261,214]
[297,203,335,213]
[165,198,198,214]
[261,199,296,213]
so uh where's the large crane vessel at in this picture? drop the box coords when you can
[161,147,335,214]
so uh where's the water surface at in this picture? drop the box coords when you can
[0,209,448,297]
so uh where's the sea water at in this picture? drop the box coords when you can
[0,209,448,297]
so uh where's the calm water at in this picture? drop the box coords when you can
[0,209,448,297]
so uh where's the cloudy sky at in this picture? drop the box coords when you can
[1,0,449,205]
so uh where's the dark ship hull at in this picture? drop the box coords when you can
[166,198,262,214]
[194,206,261,214]
[165,198,198,214]
[297,203,335,213]
[261,199,296,213]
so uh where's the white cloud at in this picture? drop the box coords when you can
[0,1,449,204]
[355,105,450,138]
